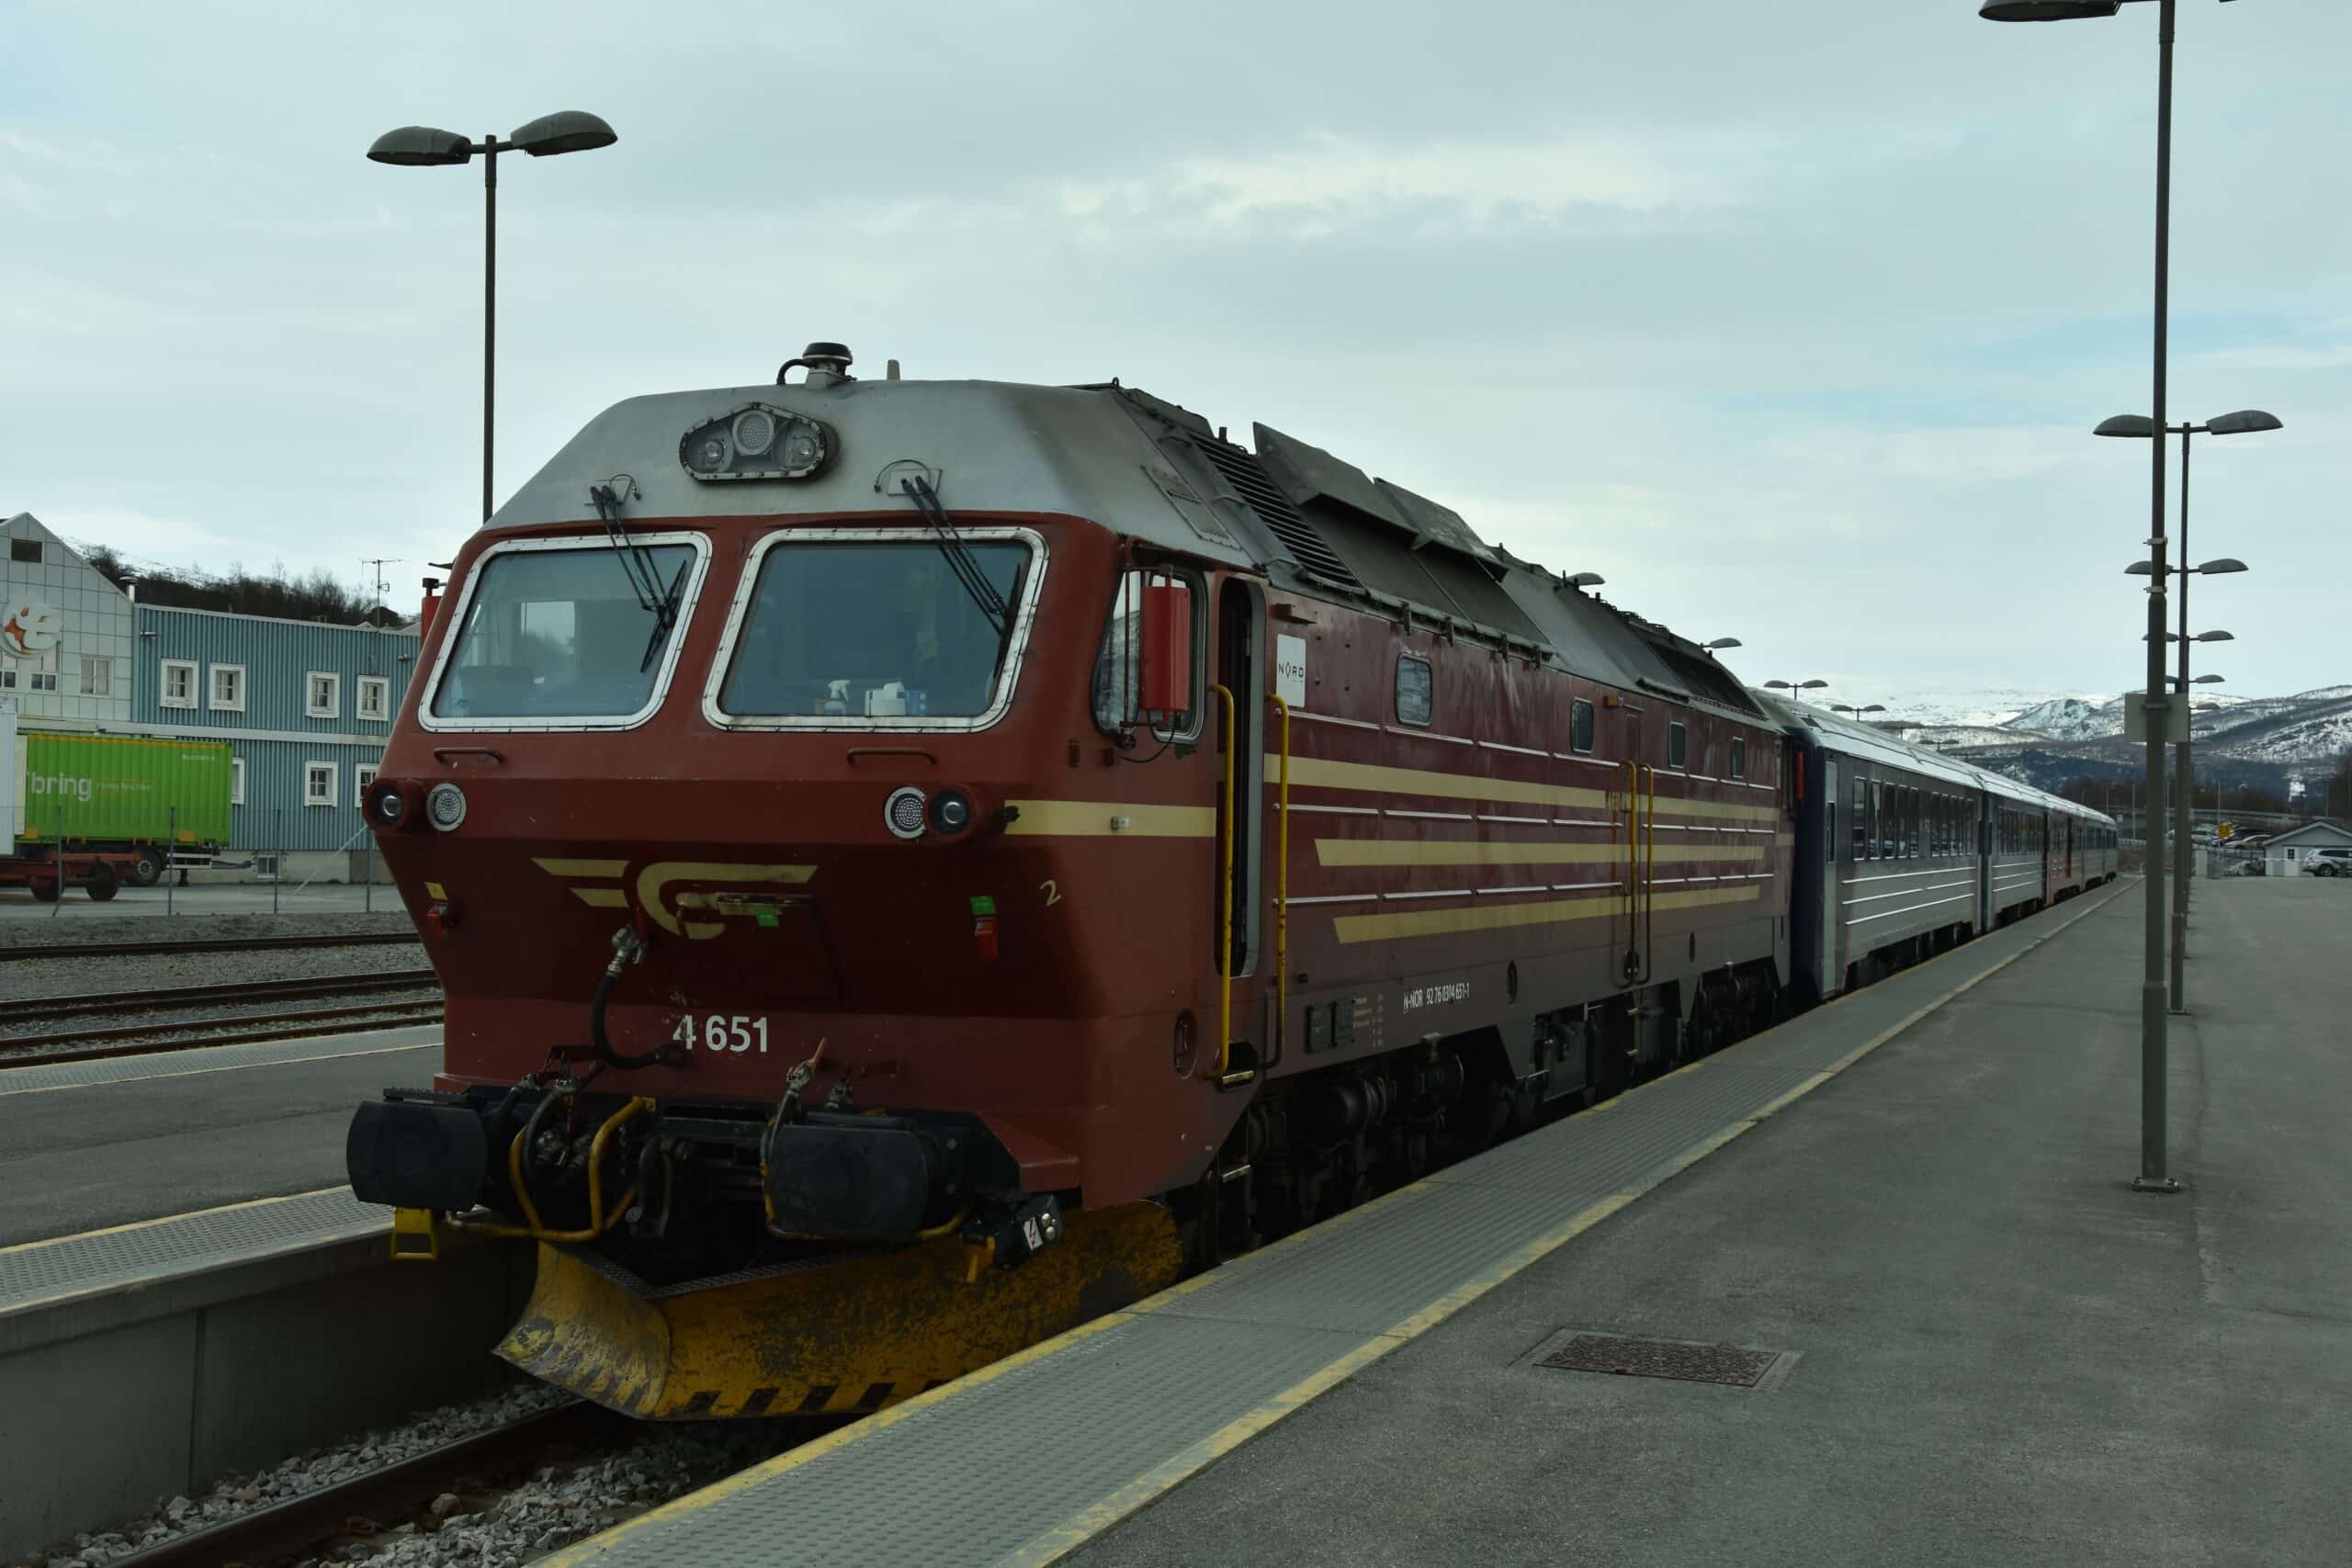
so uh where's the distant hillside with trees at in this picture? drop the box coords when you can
[74,544,389,624]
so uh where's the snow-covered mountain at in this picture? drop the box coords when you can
[1815,683,2352,790]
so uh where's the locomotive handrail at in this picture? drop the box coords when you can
[448,1093,654,1246]
[1267,691,1292,1067]
[1211,682,1236,1081]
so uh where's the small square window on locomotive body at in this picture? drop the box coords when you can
[1570,697,1595,754]
[1668,722,1687,769]
[1395,655,1433,728]
[1730,735,1746,779]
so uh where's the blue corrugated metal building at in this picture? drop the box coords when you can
[127,605,421,862]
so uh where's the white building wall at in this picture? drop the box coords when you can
[2,513,134,732]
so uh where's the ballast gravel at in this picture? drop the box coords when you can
[1,940,428,1008]
[20,1383,810,1568]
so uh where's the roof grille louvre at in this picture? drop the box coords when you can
[1191,439,1363,592]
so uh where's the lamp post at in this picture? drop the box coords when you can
[1984,0,2261,1194]
[1833,703,1887,719]
[2098,411,2272,1010]
[1764,679,1829,705]
[368,111,618,522]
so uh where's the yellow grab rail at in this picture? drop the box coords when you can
[1211,682,1236,1079]
[1267,691,1291,1063]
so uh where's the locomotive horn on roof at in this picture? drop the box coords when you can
[778,341,854,387]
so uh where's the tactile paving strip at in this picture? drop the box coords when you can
[0,1187,379,1311]
[546,886,2132,1568]
[0,1027,437,1096]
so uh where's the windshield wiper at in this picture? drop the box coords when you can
[900,475,1009,643]
[590,480,686,672]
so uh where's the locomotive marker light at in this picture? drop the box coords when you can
[367,111,618,524]
[1986,0,2260,1195]
[2097,410,2273,1015]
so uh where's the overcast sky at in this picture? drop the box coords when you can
[5,0,2344,708]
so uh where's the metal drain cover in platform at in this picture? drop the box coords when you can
[1535,1331,1788,1388]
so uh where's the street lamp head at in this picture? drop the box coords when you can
[1800,679,1829,690]
[2204,409,2282,436]
[2193,630,2233,642]
[2124,561,2156,576]
[1563,571,1604,588]
[367,125,472,167]
[509,110,618,158]
[2095,414,2157,438]
[1980,1,2123,17]
[2192,674,2225,684]
[1702,637,1742,650]
[2194,558,2249,575]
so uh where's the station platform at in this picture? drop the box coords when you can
[0,1023,436,1246]
[548,876,2351,1567]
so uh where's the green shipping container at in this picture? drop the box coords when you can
[15,731,233,850]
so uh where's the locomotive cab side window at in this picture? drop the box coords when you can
[1570,698,1596,754]
[1668,722,1687,769]
[1395,655,1433,728]
[428,535,710,728]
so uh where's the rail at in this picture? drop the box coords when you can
[0,931,420,963]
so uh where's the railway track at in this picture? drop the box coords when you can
[107,1402,637,1568]
[0,930,422,962]
[0,970,444,1063]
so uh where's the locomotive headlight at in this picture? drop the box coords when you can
[680,402,834,482]
[929,788,974,838]
[366,778,423,832]
[884,785,928,840]
[424,781,469,832]
[730,409,777,457]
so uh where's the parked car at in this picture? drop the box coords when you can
[2301,848,2352,877]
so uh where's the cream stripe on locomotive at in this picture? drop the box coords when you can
[1261,753,1778,822]
[1331,883,1761,944]
[1001,801,1220,838]
[1316,839,1768,869]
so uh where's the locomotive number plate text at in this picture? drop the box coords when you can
[671,1014,774,1054]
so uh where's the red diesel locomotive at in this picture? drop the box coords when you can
[348,344,1804,1417]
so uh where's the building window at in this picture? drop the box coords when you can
[304,761,337,807]
[306,671,341,718]
[209,664,246,712]
[1668,722,1688,769]
[161,660,198,709]
[28,671,57,692]
[1394,655,1433,728]
[356,676,390,722]
[78,658,113,696]
[1730,735,1747,780]
[0,669,14,690]
[354,762,379,805]
[9,537,39,564]
[1570,697,1596,754]
[231,757,246,807]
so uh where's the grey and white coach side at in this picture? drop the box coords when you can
[1761,694,2118,1005]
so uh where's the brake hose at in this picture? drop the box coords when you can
[592,927,665,1071]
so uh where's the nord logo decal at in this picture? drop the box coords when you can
[531,858,818,939]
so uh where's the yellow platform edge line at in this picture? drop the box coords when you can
[544,877,2132,1568]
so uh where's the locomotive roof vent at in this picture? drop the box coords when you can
[778,341,854,389]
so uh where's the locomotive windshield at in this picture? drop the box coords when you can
[430,540,700,723]
[716,536,1030,721]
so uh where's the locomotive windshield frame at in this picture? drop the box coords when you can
[419,530,715,733]
[699,525,1048,733]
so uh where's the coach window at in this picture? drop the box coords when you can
[1395,655,1433,727]
[1863,778,1879,861]
[1730,736,1747,780]
[1668,722,1687,769]
[1093,567,1204,742]
[1570,697,1595,754]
